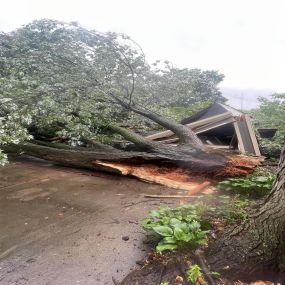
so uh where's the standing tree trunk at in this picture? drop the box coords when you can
[207,143,285,282]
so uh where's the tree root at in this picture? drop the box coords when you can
[193,249,216,285]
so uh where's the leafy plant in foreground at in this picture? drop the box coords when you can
[143,204,210,252]
[217,168,275,198]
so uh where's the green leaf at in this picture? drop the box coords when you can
[173,227,185,240]
[188,220,201,231]
[161,236,177,244]
[153,225,173,237]
[149,210,160,218]
[187,264,203,283]
[210,271,220,277]
[143,222,157,230]
[169,218,182,226]
[196,238,208,245]
[254,176,269,182]
[178,222,189,232]
[156,243,178,252]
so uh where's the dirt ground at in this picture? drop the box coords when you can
[0,157,202,285]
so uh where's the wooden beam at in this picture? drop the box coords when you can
[244,114,261,156]
[146,112,233,140]
[194,117,236,134]
[206,145,230,149]
[186,112,232,129]
[233,121,246,153]
[150,117,236,144]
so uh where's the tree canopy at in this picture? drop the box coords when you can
[0,19,225,163]
[251,93,285,157]
[252,93,285,137]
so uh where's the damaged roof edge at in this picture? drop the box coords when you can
[181,102,244,125]
[147,102,261,156]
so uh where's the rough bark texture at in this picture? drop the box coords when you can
[207,144,285,282]
[5,96,263,188]
[5,142,162,163]
[5,141,227,172]
[107,124,162,151]
[113,97,205,150]
[5,102,261,184]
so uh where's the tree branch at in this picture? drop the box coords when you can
[112,96,205,150]
[107,124,159,151]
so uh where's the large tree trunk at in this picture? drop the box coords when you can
[6,141,225,171]
[207,143,285,282]
[5,101,261,192]
[5,138,260,179]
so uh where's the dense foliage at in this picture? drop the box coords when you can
[0,19,225,163]
[251,93,285,157]
[0,98,32,164]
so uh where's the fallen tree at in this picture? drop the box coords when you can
[5,100,262,182]
[1,19,260,180]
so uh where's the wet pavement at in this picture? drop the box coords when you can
[0,157,185,285]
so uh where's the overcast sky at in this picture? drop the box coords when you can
[1,0,285,95]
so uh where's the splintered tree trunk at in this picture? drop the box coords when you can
[6,141,227,172]
[5,100,262,180]
[5,101,261,189]
[207,143,285,282]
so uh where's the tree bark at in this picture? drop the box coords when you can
[5,141,225,170]
[5,139,262,185]
[207,143,285,282]
[113,96,205,150]
[107,124,161,151]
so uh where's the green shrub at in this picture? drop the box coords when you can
[259,138,282,158]
[143,204,210,252]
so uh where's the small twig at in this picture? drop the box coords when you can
[122,199,158,207]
